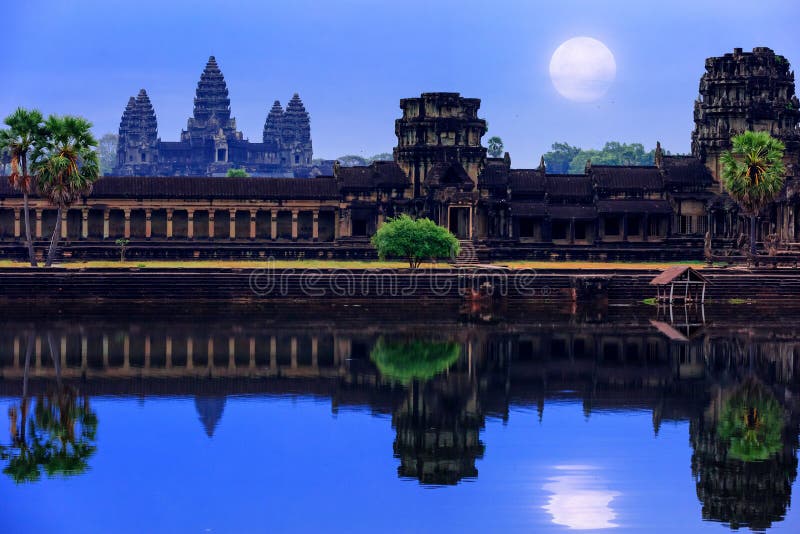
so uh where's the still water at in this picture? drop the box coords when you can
[1,302,799,533]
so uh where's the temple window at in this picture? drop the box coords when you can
[551,221,568,240]
[574,221,588,240]
[352,219,368,237]
[295,155,300,164]
[217,149,227,162]
[141,152,147,162]
[628,216,641,236]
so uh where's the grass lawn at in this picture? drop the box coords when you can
[0,259,705,270]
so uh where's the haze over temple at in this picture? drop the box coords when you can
[114,56,322,177]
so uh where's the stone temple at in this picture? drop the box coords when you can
[113,56,321,177]
[1,47,800,261]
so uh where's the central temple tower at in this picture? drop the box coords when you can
[692,47,800,182]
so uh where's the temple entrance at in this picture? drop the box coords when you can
[448,207,471,239]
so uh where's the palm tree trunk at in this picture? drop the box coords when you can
[21,157,37,266]
[45,206,62,267]
[750,214,757,258]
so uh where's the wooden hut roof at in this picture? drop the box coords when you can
[649,265,710,286]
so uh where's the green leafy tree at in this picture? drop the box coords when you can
[336,155,369,167]
[366,152,393,163]
[226,167,249,177]
[542,142,582,173]
[487,136,504,158]
[371,214,459,268]
[370,338,461,383]
[721,131,786,257]
[96,133,118,176]
[0,108,46,266]
[32,115,100,266]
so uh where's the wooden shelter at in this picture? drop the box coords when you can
[650,265,710,303]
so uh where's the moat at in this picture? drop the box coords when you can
[1,303,799,533]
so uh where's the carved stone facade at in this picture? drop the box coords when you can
[692,47,800,182]
[114,57,319,177]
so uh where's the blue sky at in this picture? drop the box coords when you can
[5,0,800,166]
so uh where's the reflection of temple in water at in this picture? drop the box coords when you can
[1,303,799,522]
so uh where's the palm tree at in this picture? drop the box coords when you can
[0,108,46,266]
[721,131,786,258]
[32,115,100,267]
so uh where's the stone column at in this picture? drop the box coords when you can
[166,209,173,239]
[165,336,172,368]
[144,336,151,368]
[145,209,152,239]
[123,334,130,370]
[569,218,575,244]
[208,211,215,239]
[103,209,110,239]
[229,210,236,240]
[186,338,194,369]
[270,211,277,240]
[622,214,628,241]
[35,209,42,238]
[334,208,342,239]
[269,336,277,369]
[249,337,256,369]
[124,209,131,238]
[290,336,298,368]
[228,337,235,369]
[102,335,109,368]
[61,210,68,239]
[291,210,299,241]
[187,209,195,239]
[13,209,20,237]
[311,337,319,369]
[249,210,257,240]
[81,208,88,239]
[312,210,319,241]
[643,213,650,242]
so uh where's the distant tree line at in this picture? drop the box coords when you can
[542,141,675,174]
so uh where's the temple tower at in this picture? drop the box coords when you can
[281,93,313,167]
[180,56,243,146]
[393,93,487,196]
[692,47,800,182]
[114,89,159,175]
[263,100,284,144]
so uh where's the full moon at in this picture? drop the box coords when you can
[549,37,616,102]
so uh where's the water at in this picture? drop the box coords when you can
[1,302,799,533]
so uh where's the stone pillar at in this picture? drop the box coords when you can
[270,211,278,240]
[124,209,131,238]
[334,208,342,239]
[291,210,299,241]
[35,209,42,238]
[102,335,109,368]
[144,336,151,368]
[166,209,173,239]
[123,334,130,370]
[208,211,215,239]
[290,336,298,368]
[269,336,277,369]
[622,214,628,241]
[60,210,68,239]
[229,210,236,240]
[13,209,20,237]
[250,210,257,240]
[643,213,649,242]
[103,209,110,239]
[228,337,235,369]
[81,208,88,239]
[249,337,256,369]
[187,209,195,239]
[207,338,214,368]
[145,209,152,239]
[311,337,319,369]
[165,336,172,368]
[312,210,319,241]
[186,338,194,369]
[569,219,575,244]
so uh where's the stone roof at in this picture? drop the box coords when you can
[660,156,714,187]
[336,162,409,189]
[545,175,593,198]
[426,162,473,189]
[509,201,546,217]
[509,169,546,194]
[592,165,663,191]
[86,176,339,200]
[548,205,597,220]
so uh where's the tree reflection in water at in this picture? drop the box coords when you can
[370,337,461,383]
[692,378,798,531]
[0,333,98,483]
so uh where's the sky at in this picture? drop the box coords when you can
[4,0,800,167]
